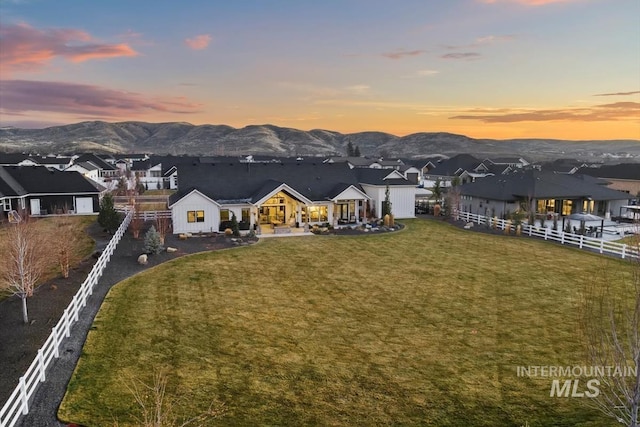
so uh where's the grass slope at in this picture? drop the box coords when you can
[59,219,629,426]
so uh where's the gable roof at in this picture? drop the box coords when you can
[169,162,364,206]
[0,153,31,165]
[578,164,640,180]
[353,168,412,186]
[426,154,482,177]
[459,170,630,202]
[75,153,117,170]
[0,166,101,196]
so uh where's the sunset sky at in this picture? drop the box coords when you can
[1,0,639,140]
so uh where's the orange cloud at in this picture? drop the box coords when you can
[185,34,212,50]
[0,80,203,118]
[450,102,640,123]
[0,22,138,75]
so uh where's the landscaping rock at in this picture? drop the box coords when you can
[166,247,177,253]
[137,254,148,265]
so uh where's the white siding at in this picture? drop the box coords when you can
[171,191,220,234]
[361,185,416,219]
[333,186,368,201]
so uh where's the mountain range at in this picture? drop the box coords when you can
[1,121,639,162]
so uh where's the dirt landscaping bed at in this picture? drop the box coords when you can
[0,220,256,406]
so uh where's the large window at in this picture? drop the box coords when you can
[241,208,250,223]
[537,199,555,214]
[562,200,573,216]
[220,209,230,221]
[187,210,205,223]
[307,206,328,222]
[2,199,10,211]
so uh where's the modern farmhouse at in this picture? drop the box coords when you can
[168,161,416,234]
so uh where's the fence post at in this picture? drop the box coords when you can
[579,235,584,249]
[561,231,565,245]
[38,349,46,382]
[599,239,604,254]
[544,228,548,240]
[53,327,60,358]
[64,308,71,338]
[19,377,28,415]
[528,225,532,236]
[622,244,626,259]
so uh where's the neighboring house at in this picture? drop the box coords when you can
[423,154,484,187]
[458,170,631,219]
[168,162,415,235]
[398,164,421,184]
[0,153,38,166]
[579,163,640,197]
[28,155,74,170]
[324,156,405,170]
[65,161,101,184]
[74,154,119,180]
[150,155,202,190]
[484,157,529,169]
[0,166,101,220]
[131,159,164,190]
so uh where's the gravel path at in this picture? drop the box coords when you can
[13,227,249,427]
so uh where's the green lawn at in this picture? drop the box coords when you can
[59,219,630,426]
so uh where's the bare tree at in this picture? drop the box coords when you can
[155,215,171,245]
[1,217,49,323]
[129,202,143,239]
[581,240,640,426]
[52,216,79,278]
[117,369,225,427]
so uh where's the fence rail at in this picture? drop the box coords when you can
[0,210,133,427]
[457,210,639,261]
[134,210,171,221]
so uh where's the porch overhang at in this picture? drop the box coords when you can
[252,182,314,206]
[328,184,370,202]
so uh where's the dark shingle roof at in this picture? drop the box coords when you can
[75,154,116,170]
[427,154,481,177]
[169,162,364,206]
[579,164,640,180]
[0,153,31,165]
[0,166,101,195]
[353,168,412,186]
[459,170,630,201]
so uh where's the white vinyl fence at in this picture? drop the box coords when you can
[457,210,639,261]
[0,209,133,427]
[134,210,171,222]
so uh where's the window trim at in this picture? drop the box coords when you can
[187,210,205,223]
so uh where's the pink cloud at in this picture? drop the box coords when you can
[185,34,212,50]
[440,52,481,60]
[381,49,427,60]
[0,23,138,75]
[0,80,203,118]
